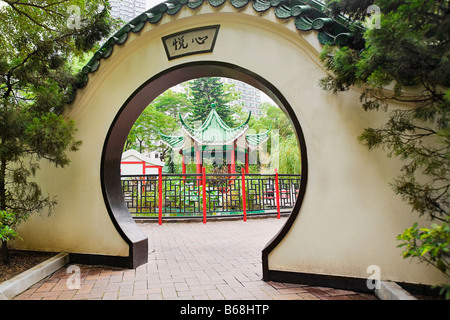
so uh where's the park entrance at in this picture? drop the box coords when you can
[103,61,308,250]
[14,1,441,290]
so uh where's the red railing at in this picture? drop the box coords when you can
[122,170,301,223]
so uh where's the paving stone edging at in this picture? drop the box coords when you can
[0,252,69,300]
[375,281,417,300]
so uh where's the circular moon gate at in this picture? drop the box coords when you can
[14,1,446,289]
[101,61,308,271]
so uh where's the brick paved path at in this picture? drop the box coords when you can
[14,217,376,300]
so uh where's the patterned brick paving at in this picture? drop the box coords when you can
[13,217,376,300]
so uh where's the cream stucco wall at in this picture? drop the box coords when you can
[12,3,448,285]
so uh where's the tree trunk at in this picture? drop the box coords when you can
[0,158,6,212]
[1,240,10,264]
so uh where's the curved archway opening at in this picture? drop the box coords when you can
[101,61,308,270]
[122,77,301,218]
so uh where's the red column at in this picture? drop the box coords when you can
[231,141,236,176]
[274,168,281,219]
[158,167,163,225]
[182,153,186,182]
[241,168,247,222]
[202,167,207,224]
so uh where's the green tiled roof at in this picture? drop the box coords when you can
[158,131,185,149]
[74,0,353,94]
[179,104,251,145]
[160,104,271,150]
[246,126,271,149]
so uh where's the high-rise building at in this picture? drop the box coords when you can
[109,0,147,22]
[222,78,263,117]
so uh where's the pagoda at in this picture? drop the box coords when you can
[159,104,270,177]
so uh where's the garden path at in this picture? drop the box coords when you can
[13,217,376,301]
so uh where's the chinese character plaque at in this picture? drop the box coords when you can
[162,25,220,60]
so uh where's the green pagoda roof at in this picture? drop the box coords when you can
[160,104,270,150]
[158,132,185,149]
[246,127,272,149]
[180,104,251,145]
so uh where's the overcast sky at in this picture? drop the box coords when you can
[147,0,165,9]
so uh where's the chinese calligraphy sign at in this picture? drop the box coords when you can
[162,25,220,60]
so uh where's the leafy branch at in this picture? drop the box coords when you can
[320,0,450,297]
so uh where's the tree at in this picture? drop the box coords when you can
[0,1,115,263]
[125,104,178,159]
[151,89,191,119]
[125,89,192,162]
[248,103,301,174]
[270,134,302,175]
[186,77,237,126]
[320,0,449,295]
[249,103,295,139]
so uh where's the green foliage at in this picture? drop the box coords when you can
[151,89,192,119]
[320,0,450,295]
[249,103,295,139]
[397,220,450,272]
[319,45,363,94]
[326,0,375,22]
[0,210,19,243]
[0,209,19,263]
[126,104,177,154]
[165,182,222,212]
[397,218,450,298]
[186,78,237,127]
[249,103,301,174]
[272,135,302,175]
[125,89,192,160]
[0,0,115,262]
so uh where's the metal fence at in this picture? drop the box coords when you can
[121,170,301,222]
